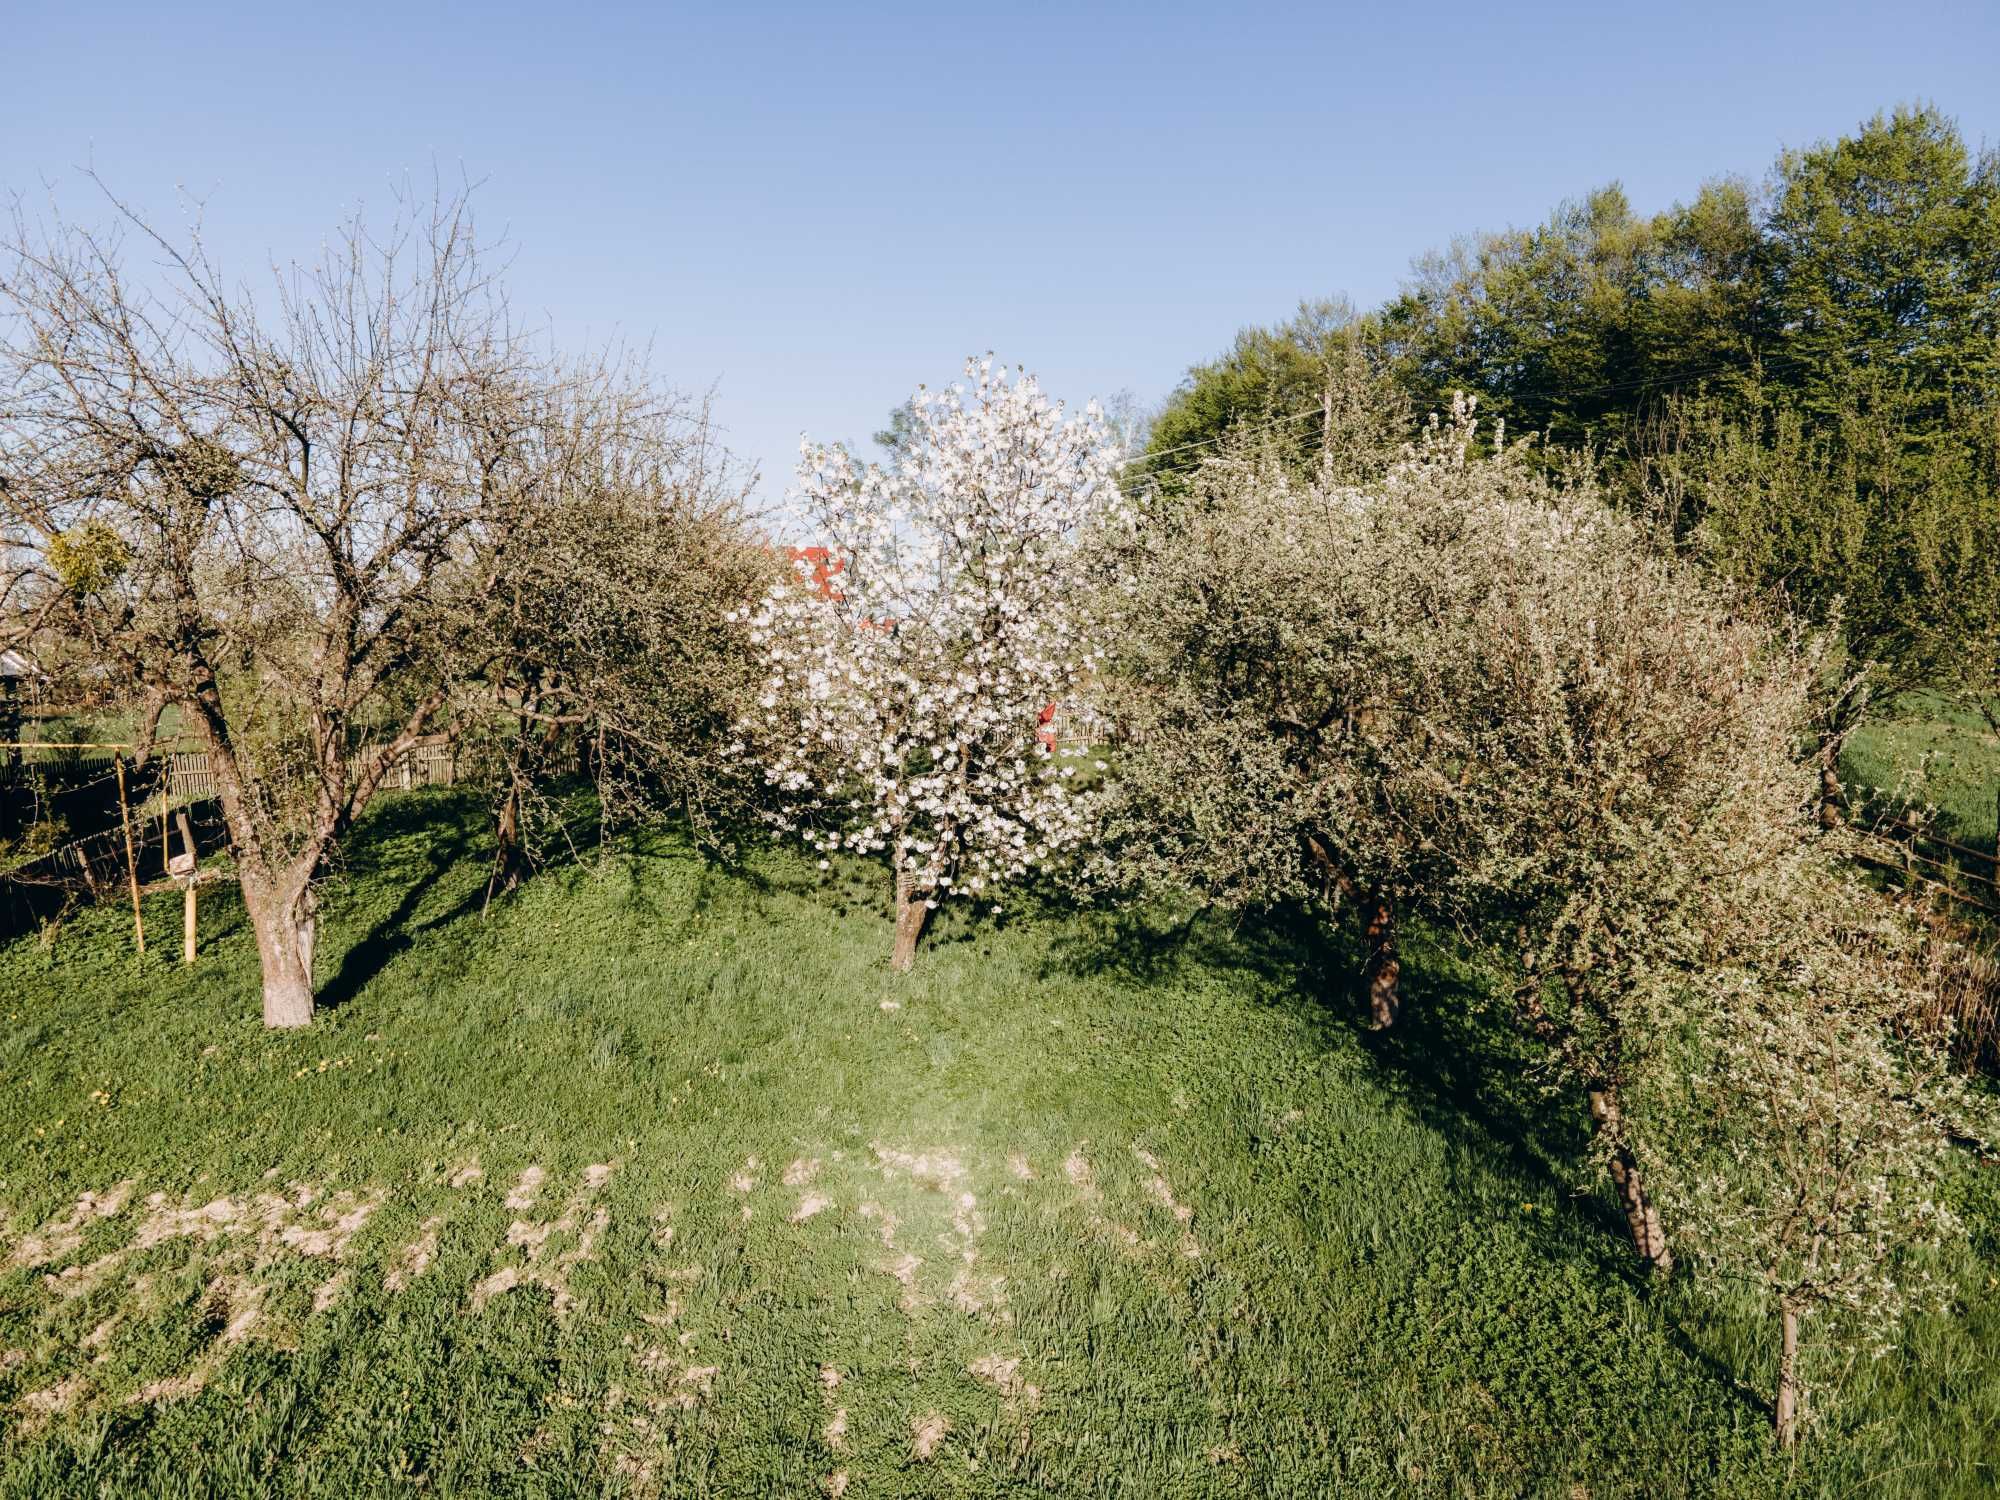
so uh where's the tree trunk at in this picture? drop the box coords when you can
[1588,1086,1673,1274]
[242,874,316,1028]
[1775,1301,1801,1446]
[485,782,526,914]
[1363,891,1400,1029]
[1818,741,1844,830]
[892,868,931,973]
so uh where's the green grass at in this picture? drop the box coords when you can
[1845,693,2000,852]
[2,792,1997,1497]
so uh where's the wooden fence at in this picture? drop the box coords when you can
[2,740,455,805]
[1043,702,1111,749]
[1856,815,2000,921]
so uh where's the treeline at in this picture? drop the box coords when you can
[1142,103,2000,759]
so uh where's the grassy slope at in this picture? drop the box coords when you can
[1,794,1996,1498]
[1845,695,2000,852]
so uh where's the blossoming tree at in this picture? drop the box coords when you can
[734,358,1123,970]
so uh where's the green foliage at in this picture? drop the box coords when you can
[0,809,67,877]
[1766,105,2000,421]
[1682,374,2000,712]
[1381,180,1765,452]
[1137,299,1402,496]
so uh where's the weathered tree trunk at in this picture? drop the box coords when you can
[242,874,316,1029]
[1588,1085,1673,1274]
[1817,741,1844,830]
[892,867,931,973]
[1363,891,1400,1029]
[1775,1301,1802,1446]
[485,783,526,913]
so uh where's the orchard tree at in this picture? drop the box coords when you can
[0,182,555,1026]
[1634,851,1975,1445]
[1451,481,1834,1278]
[1100,397,1907,1286]
[734,357,1124,970]
[467,384,771,906]
[1093,399,1512,1029]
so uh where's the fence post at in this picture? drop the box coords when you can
[114,752,145,956]
[175,809,198,964]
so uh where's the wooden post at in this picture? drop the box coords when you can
[114,752,145,955]
[173,809,199,964]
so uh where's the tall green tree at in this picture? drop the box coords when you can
[1764,104,2000,422]
[1376,181,1766,452]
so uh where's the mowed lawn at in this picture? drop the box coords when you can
[3,794,1997,1497]
[1846,695,2000,852]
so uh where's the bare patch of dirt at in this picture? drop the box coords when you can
[912,1410,950,1460]
[129,1372,206,1405]
[1133,1145,1202,1258]
[17,1377,84,1432]
[504,1166,547,1210]
[970,1352,1040,1408]
[279,1194,378,1258]
[474,1165,613,1316]
[385,1216,444,1292]
[871,1145,965,1191]
[312,1271,351,1314]
[7,1180,137,1268]
[1062,1145,1143,1253]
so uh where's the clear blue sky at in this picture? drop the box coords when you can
[8,2,1997,501]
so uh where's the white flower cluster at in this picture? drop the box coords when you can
[730,357,1125,911]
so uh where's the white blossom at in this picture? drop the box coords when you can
[730,358,1123,955]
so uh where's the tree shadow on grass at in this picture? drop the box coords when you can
[317,796,768,1006]
[1048,895,1766,1413]
[1046,897,1632,1258]
[317,796,483,1010]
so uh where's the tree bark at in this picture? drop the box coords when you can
[1363,890,1400,1029]
[1588,1085,1674,1274]
[242,873,315,1028]
[892,867,931,973]
[1817,741,1844,830]
[1775,1301,1801,1446]
[485,782,526,914]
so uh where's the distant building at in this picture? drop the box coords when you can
[0,650,29,768]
